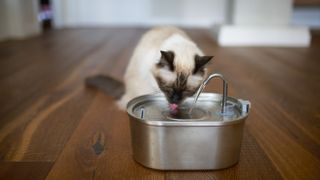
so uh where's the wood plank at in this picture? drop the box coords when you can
[0,161,53,180]
[0,29,111,118]
[294,0,320,6]
[0,28,144,161]
[1,88,95,161]
[45,93,165,180]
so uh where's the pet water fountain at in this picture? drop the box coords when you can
[126,73,250,170]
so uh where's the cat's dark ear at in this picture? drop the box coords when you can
[193,55,213,74]
[157,50,175,71]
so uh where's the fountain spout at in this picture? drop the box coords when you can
[189,73,228,114]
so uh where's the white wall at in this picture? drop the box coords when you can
[52,0,227,28]
[212,0,310,47]
[0,0,9,40]
[233,0,292,25]
[0,0,40,41]
[0,0,316,42]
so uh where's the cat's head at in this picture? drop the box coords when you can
[153,50,213,105]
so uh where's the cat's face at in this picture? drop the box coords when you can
[153,50,213,105]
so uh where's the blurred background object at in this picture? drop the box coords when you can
[39,0,53,31]
[0,0,319,46]
[0,0,40,40]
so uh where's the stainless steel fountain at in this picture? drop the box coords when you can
[126,73,251,170]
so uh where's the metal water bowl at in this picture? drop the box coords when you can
[126,74,250,170]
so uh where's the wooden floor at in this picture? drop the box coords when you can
[0,27,319,180]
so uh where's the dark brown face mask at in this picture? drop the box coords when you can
[155,50,213,105]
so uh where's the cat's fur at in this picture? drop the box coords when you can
[117,27,212,110]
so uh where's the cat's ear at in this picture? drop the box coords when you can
[193,55,213,74]
[157,50,175,71]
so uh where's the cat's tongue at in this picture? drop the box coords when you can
[169,103,178,111]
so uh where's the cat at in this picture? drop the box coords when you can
[117,27,213,110]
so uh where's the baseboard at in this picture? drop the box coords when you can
[211,25,311,47]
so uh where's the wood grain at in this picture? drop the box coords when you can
[46,93,165,180]
[0,161,53,180]
[294,0,320,6]
[0,27,319,179]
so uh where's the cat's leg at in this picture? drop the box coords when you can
[116,76,140,110]
[116,93,132,110]
[117,76,154,110]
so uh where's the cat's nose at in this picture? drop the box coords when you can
[172,93,181,103]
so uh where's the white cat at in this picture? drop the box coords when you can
[117,27,213,110]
